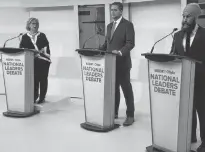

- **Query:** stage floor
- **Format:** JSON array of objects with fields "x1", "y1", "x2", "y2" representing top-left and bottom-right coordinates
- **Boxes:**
[{"x1": 0, "y1": 95, "x2": 201, "y2": 152}]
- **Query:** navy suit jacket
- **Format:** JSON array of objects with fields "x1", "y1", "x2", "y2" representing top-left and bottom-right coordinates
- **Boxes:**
[
  {"x1": 170, "y1": 26, "x2": 205, "y2": 87},
  {"x1": 100, "y1": 18, "x2": 135, "y2": 70}
]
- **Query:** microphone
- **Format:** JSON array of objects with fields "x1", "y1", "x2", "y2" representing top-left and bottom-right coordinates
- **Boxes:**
[
  {"x1": 150, "y1": 28, "x2": 178, "y2": 53},
  {"x1": 82, "y1": 34, "x2": 97, "y2": 49},
  {"x1": 82, "y1": 27, "x2": 103, "y2": 49},
  {"x1": 3, "y1": 33, "x2": 23, "y2": 48}
]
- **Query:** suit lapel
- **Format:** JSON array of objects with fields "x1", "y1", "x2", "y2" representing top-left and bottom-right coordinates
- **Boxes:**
[
  {"x1": 191, "y1": 26, "x2": 201, "y2": 50},
  {"x1": 109, "y1": 18, "x2": 124, "y2": 42},
  {"x1": 175, "y1": 31, "x2": 185, "y2": 55}
]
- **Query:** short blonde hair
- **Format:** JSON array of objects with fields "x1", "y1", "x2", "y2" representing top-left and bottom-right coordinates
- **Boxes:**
[{"x1": 26, "y1": 17, "x2": 39, "y2": 31}]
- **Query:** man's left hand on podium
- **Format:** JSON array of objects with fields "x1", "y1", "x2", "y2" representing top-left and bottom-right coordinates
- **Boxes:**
[
  {"x1": 35, "y1": 53, "x2": 40, "y2": 58},
  {"x1": 112, "y1": 50, "x2": 122, "y2": 56}
]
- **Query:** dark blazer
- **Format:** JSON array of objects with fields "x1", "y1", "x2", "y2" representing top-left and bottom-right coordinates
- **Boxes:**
[
  {"x1": 20, "y1": 32, "x2": 50, "y2": 55},
  {"x1": 170, "y1": 26, "x2": 205, "y2": 86},
  {"x1": 100, "y1": 17, "x2": 135, "y2": 70}
]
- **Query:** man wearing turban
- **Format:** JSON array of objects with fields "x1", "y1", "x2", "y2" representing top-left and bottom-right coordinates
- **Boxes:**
[{"x1": 170, "y1": 3, "x2": 205, "y2": 152}]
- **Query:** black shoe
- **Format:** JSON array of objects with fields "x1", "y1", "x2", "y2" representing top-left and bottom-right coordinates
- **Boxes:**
[
  {"x1": 34, "y1": 97, "x2": 39, "y2": 103},
  {"x1": 37, "y1": 99, "x2": 45, "y2": 104},
  {"x1": 123, "y1": 117, "x2": 134, "y2": 126},
  {"x1": 197, "y1": 142, "x2": 205, "y2": 152},
  {"x1": 191, "y1": 137, "x2": 197, "y2": 143},
  {"x1": 34, "y1": 100, "x2": 37, "y2": 104}
]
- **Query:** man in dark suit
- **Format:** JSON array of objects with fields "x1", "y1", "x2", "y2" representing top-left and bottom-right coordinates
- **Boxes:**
[
  {"x1": 100, "y1": 2, "x2": 135, "y2": 126},
  {"x1": 170, "y1": 3, "x2": 205, "y2": 152}
]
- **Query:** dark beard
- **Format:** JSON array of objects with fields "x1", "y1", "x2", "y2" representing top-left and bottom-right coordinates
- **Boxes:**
[{"x1": 181, "y1": 20, "x2": 196, "y2": 34}]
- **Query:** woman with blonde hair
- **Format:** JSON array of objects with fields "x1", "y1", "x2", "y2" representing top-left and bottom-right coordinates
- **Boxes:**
[{"x1": 20, "y1": 17, "x2": 51, "y2": 104}]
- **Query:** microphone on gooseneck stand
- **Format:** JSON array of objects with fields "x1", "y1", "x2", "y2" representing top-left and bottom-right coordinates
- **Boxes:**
[
  {"x1": 82, "y1": 26, "x2": 103, "y2": 49},
  {"x1": 82, "y1": 34, "x2": 97, "y2": 49},
  {"x1": 3, "y1": 33, "x2": 23, "y2": 48},
  {"x1": 150, "y1": 28, "x2": 178, "y2": 53}
]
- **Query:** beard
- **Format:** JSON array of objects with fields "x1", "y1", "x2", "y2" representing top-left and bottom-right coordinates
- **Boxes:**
[{"x1": 181, "y1": 20, "x2": 196, "y2": 34}]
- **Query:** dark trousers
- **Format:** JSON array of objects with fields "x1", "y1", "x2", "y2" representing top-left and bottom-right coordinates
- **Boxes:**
[
  {"x1": 115, "y1": 68, "x2": 134, "y2": 117},
  {"x1": 192, "y1": 85, "x2": 205, "y2": 142},
  {"x1": 34, "y1": 59, "x2": 50, "y2": 101}
]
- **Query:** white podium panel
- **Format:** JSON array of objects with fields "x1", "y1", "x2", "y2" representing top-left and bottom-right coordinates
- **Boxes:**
[
  {"x1": 149, "y1": 60, "x2": 182, "y2": 151},
  {"x1": 81, "y1": 56, "x2": 105, "y2": 126},
  {"x1": 143, "y1": 53, "x2": 196, "y2": 152},
  {"x1": 0, "y1": 48, "x2": 40, "y2": 117},
  {"x1": 2, "y1": 53, "x2": 26, "y2": 112},
  {"x1": 77, "y1": 49, "x2": 119, "y2": 132}
]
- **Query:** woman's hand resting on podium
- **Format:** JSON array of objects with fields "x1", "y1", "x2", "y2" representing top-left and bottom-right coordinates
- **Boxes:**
[{"x1": 39, "y1": 47, "x2": 51, "y2": 59}]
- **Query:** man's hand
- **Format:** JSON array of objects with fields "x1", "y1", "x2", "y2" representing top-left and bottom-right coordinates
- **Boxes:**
[
  {"x1": 112, "y1": 50, "x2": 122, "y2": 56},
  {"x1": 35, "y1": 54, "x2": 40, "y2": 58}
]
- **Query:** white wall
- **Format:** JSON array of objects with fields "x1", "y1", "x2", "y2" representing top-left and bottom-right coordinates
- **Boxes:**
[
  {"x1": 0, "y1": 6, "x2": 83, "y2": 98},
  {"x1": 29, "y1": 6, "x2": 83, "y2": 98},
  {"x1": 129, "y1": 0, "x2": 181, "y2": 114},
  {"x1": 0, "y1": 0, "x2": 122, "y2": 7},
  {"x1": 0, "y1": 8, "x2": 29, "y2": 94},
  {"x1": 0, "y1": 8, "x2": 29, "y2": 47}
]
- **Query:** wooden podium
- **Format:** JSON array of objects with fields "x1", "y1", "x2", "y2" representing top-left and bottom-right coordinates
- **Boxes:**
[
  {"x1": 0, "y1": 47, "x2": 40, "y2": 117},
  {"x1": 142, "y1": 53, "x2": 198, "y2": 152},
  {"x1": 76, "y1": 48, "x2": 120, "y2": 132}
]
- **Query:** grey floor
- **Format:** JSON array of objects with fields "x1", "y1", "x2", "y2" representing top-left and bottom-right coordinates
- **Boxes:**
[{"x1": 0, "y1": 95, "x2": 201, "y2": 152}]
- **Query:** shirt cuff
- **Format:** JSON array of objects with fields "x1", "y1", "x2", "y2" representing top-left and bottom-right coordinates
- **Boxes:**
[{"x1": 118, "y1": 51, "x2": 122, "y2": 56}]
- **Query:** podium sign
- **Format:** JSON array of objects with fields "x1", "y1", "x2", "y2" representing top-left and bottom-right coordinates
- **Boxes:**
[
  {"x1": 0, "y1": 48, "x2": 40, "y2": 117},
  {"x1": 81, "y1": 56, "x2": 105, "y2": 126},
  {"x1": 142, "y1": 53, "x2": 196, "y2": 152},
  {"x1": 2, "y1": 53, "x2": 27, "y2": 112},
  {"x1": 149, "y1": 61, "x2": 182, "y2": 151},
  {"x1": 76, "y1": 49, "x2": 120, "y2": 132}
]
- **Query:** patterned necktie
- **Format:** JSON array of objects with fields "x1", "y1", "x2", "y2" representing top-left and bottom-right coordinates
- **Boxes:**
[
  {"x1": 111, "y1": 21, "x2": 116, "y2": 38},
  {"x1": 186, "y1": 32, "x2": 191, "y2": 53}
]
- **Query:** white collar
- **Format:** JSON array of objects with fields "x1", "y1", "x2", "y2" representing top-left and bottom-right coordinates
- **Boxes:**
[
  {"x1": 27, "y1": 32, "x2": 40, "y2": 38},
  {"x1": 114, "y1": 16, "x2": 122, "y2": 24},
  {"x1": 27, "y1": 32, "x2": 40, "y2": 46}
]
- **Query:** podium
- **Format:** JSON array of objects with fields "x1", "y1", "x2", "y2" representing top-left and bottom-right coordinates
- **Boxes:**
[
  {"x1": 76, "y1": 48, "x2": 120, "y2": 132},
  {"x1": 142, "y1": 53, "x2": 199, "y2": 152},
  {"x1": 0, "y1": 48, "x2": 40, "y2": 117}
]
